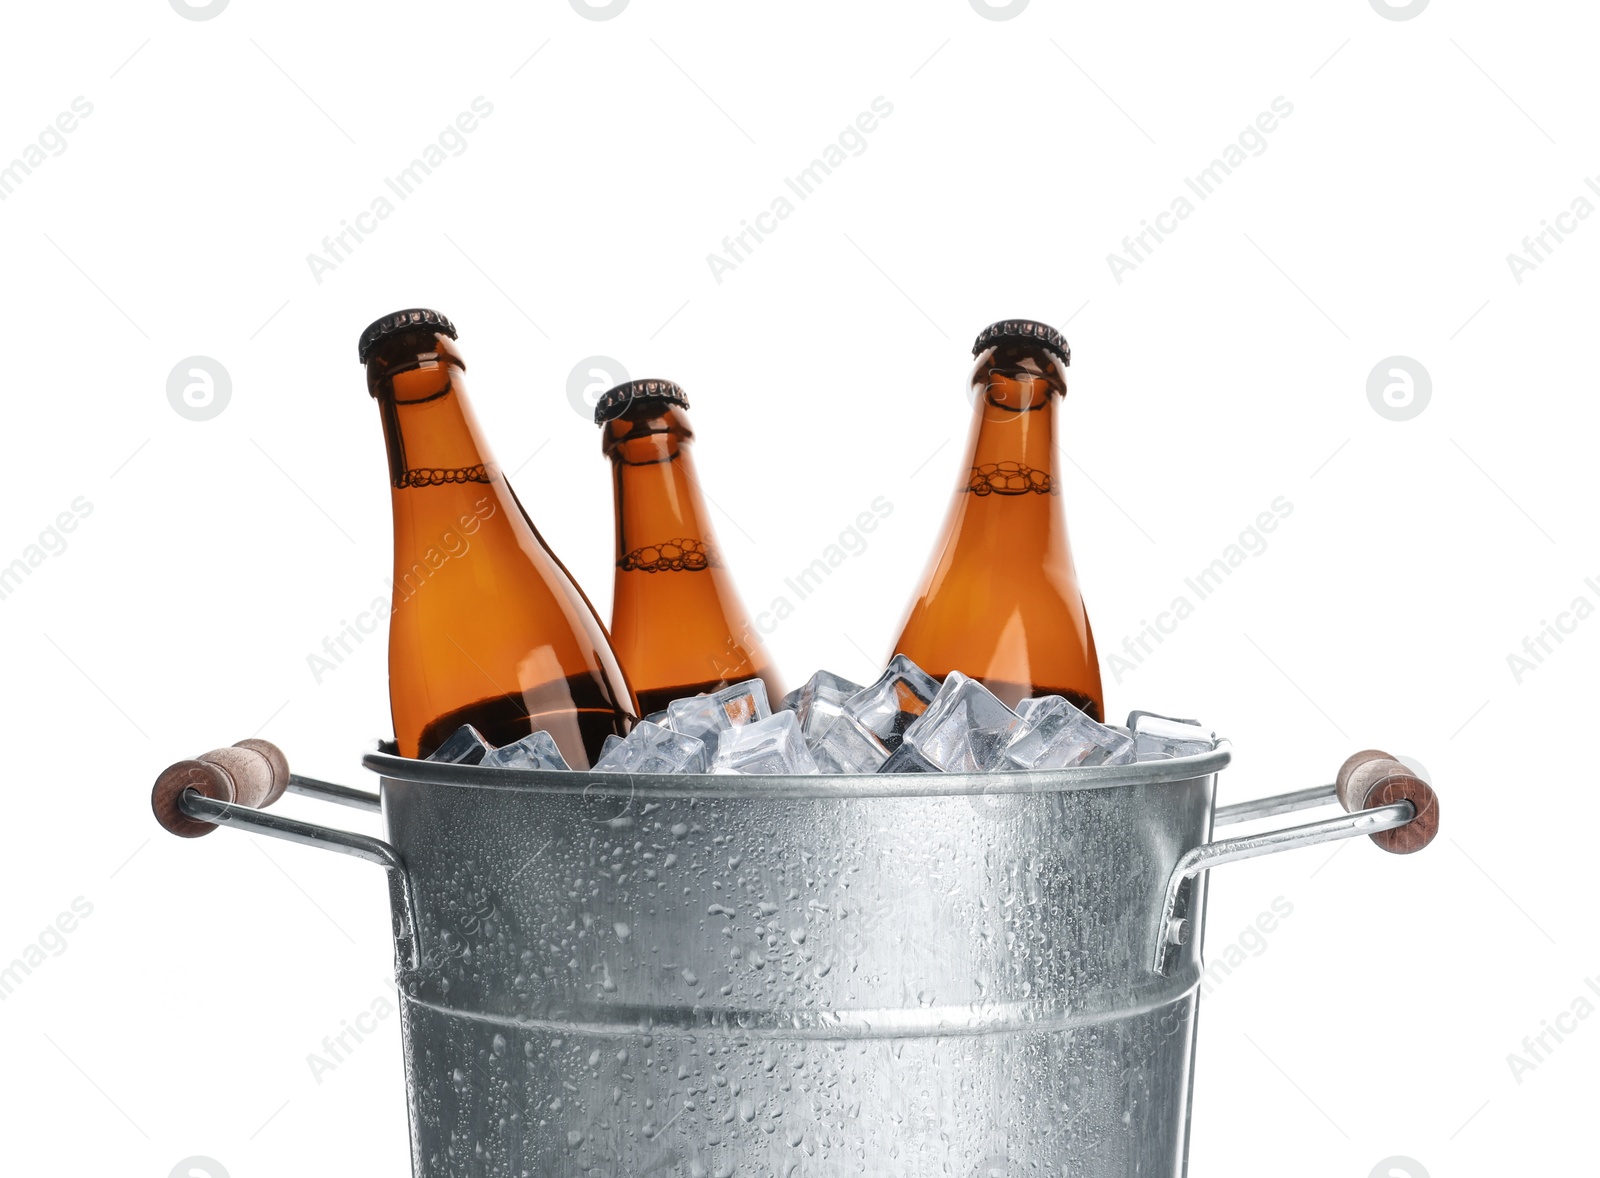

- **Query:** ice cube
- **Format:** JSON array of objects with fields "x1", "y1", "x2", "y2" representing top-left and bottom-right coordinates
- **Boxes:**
[
  {"x1": 903, "y1": 671, "x2": 1023, "y2": 772},
  {"x1": 810, "y1": 712, "x2": 889, "y2": 773},
  {"x1": 593, "y1": 737, "x2": 632, "y2": 772},
  {"x1": 712, "y1": 712, "x2": 819, "y2": 775},
  {"x1": 593, "y1": 721, "x2": 710, "y2": 775},
  {"x1": 1129, "y1": 712, "x2": 1216, "y2": 761},
  {"x1": 665, "y1": 679, "x2": 771, "y2": 743},
  {"x1": 1007, "y1": 696, "x2": 1135, "y2": 770},
  {"x1": 1014, "y1": 697, "x2": 1050, "y2": 723},
  {"x1": 878, "y1": 744, "x2": 941, "y2": 774},
  {"x1": 640, "y1": 709, "x2": 670, "y2": 728},
  {"x1": 427, "y1": 724, "x2": 491, "y2": 765},
  {"x1": 790, "y1": 670, "x2": 863, "y2": 737},
  {"x1": 842, "y1": 654, "x2": 941, "y2": 753},
  {"x1": 782, "y1": 670, "x2": 870, "y2": 771},
  {"x1": 480, "y1": 730, "x2": 570, "y2": 771}
]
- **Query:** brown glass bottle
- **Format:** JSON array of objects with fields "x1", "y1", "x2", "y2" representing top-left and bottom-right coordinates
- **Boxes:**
[
  {"x1": 890, "y1": 320, "x2": 1104, "y2": 719},
  {"x1": 597, "y1": 379, "x2": 784, "y2": 715},
  {"x1": 360, "y1": 309, "x2": 636, "y2": 765}
]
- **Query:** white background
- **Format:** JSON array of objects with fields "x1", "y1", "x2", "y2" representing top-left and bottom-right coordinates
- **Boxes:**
[{"x1": 0, "y1": 1, "x2": 1593, "y2": 1175}]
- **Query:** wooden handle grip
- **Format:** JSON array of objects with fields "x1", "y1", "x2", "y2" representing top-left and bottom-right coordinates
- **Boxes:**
[
  {"x1": 151, "y1": 739, "x2": 291, "y2": 838},
  {"x1": 1334, "y1": 749, "x2": 1440, "y2": 854}
]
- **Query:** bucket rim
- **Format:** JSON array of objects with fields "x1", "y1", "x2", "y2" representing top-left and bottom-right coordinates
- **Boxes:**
[{"x1": 363, "y1": 739, "x2": 1231, "y2": 799}]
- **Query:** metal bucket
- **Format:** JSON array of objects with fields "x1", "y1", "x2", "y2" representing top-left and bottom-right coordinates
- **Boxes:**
[{"x1": 159, "y1": 739, "x2": 1436, "y2": 1177}]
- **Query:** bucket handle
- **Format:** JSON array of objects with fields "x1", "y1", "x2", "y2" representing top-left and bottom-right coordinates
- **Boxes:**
[
  {"x1": 1153, "y1": 749, "x2": 1440, "y2": 976},
  {"x1": 150, "y1": 740, "x2": 416, "y2": 972}
]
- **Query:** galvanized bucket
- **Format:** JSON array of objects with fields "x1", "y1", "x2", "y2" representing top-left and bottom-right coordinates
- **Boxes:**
[{"x1": 154, "y1": 738, "x2": 1437, "y2": 1177}]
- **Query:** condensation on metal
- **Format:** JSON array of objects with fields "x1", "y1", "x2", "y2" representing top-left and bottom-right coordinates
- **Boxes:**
[{"x1": 183, "y1": 738, "x2": 1414, "y2": 1177}]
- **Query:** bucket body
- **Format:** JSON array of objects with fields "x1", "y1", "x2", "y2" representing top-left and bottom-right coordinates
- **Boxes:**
[{"x1": 378, "y1": 760, "x2": 1219, "y2": 1177}]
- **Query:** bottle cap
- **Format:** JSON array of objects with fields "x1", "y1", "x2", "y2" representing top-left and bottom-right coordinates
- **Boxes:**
[
  {"x1": 972, "y1": 320, "x2": 1070, "y2": 366},
  {"x1": 593, "y1": 379, "x2": 690, "y2": 425},
  {"x1": 358, "y1": 308, "x2": 458, "y2": 363}
]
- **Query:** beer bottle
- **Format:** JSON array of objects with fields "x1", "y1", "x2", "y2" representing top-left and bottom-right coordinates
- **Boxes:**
[
  {"x1": 360, "y1": 309, "x2": 636, "y2": 765},
  {"x1": 597, "y1": 379, "x2": 784, "y2": 714},
  {"x1": 890, "y1": 320, "x2": 1104, "y2": 719}
]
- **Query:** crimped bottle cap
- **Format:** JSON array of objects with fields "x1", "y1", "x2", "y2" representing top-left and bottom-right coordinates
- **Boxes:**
[
  {"x1": 358, "y1": 308, "x2": 458, "y2": 363},
  {"x1": 593, "y1": 379, "x2": 690, "y2": 425},
  {"x1": 972, "y1": 319, "x2": 1070, "y2": 366}
]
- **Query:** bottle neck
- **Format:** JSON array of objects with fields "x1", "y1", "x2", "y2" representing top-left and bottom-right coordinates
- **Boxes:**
[
  {"x1": 370, "y1": 344, "x2": 537, "y2": 597},
  {"x1": 604, "y1": 410, "x2": 718, "y2": 567},
  {"x1": 373, "y1": 354, "x2": 497, "y2": 490},
  {"x1": 961, "y1": 368, "x2": 1064, "y2": 501}
]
